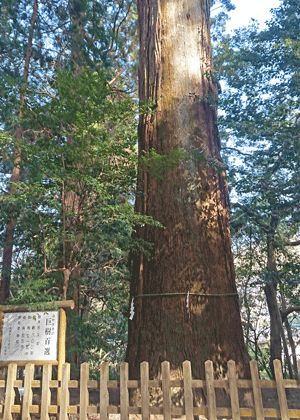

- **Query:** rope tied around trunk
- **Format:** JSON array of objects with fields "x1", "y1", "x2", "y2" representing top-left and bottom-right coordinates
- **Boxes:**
[{"x1": 129, "y1": 291, "x2": 238, "y2": 320}]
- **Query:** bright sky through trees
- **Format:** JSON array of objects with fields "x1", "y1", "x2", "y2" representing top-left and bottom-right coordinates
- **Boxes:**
[{"x1": 227, "y1": 0, "x2": 281, "y2": 31}]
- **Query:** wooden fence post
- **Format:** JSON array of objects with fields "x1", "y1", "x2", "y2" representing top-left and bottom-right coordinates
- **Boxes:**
[
  {"x1": 228, "y1": 360, "x2": 240, "y2": 420},
  {"x1": 249, "y1": 360, "x2": 264, "y2": 420},
  {"x1": 100, "y1": 363, "x2": 109, "y2": 420},
  {"x1": 57, "y1": 309, "x2": 66, "y2": 386},
  {"x1": 57, "y1": 308, "x2": 67, "y2": 408},
  {"x1": 0, "y1": 312, "x2": 6, "y2": 405},
  {"x1": 161, "y1": 361, "x2": 171, "y2": 420},
  {"x1": 205, "y1": 360, "x2": 217, "y2": 420},
  {"x1": 183, "y1": 360, "x2": 193, "y2": 420},
  {"x1": 140, "y1": 361, "x2": 150, "y2": 420},
  {"x1": 59, "y1": 363, "x2": 70, "y2": 420},
  {"x1": 3, "y1": 363, "x2": 17, "y2": 420},
  {"x1": 21, "y1": 364, "x2": 34, "y2": 420},
  {"x1": 80, "y1": 363, "x2": 89, "y2": 420},
  {"x1": 120, "y1": 362, "x2": 129, "y2": 420},
  {"x1": 273, "y1": 359, "x2": 289, "y2": 420},
  {"x1": 1, "y1": 358, "x2": 300, "y2": 420},
  {"x1": 41, "y1": 364, "x2": 52, "y2": 420}
]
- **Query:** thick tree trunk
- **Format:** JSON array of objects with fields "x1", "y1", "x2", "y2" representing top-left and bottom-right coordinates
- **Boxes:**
[
  {"x1": 126, "y1": 0, "x2": 250, "y2": 380},
  {"x1": 1, "y1": 0, "x2": 38, "y2": 303}
]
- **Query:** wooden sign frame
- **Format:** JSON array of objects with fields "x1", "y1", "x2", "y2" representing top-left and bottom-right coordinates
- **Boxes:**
[{"x1": 0, "y1": 300, "x2": 74, "y2": 381}]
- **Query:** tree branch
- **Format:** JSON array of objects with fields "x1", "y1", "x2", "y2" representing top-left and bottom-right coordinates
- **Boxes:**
[
  {"x1": 284, "y1": 239, "x2": 300, "y2": 247},
  {"x1": 36, "y1": 206, "x2": 47, "y2": 273},
  {"x1": 45, "y1": 286, "x2": 61, "y2": 295},
  {"x1": 232, "y1": 202, "x2": 271, "y2": 233},
  {"x1": 281, "y1": 306, "x2": 300, "y2": 321}
]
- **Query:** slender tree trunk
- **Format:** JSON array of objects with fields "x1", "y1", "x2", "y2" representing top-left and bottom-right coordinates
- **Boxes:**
[
  {"x1": 61, "y1": 0, "x2": 85, "y2": 367},
  {"x1": 1, "y1": 0, "x2": 38, "y2": 302},
  {"x1": 264, "y1": 282, "x2": 282, "y2": 376},
  {"x1": 284, "y1": 316, "x2": 298, "y2": 378},
  {"x1": 58, "y1": 0, "x2": 84, "y2": 302},
  {"x1": 280, "y1": 290, "x2": 299, "y2": 378},
  {"x1": 61, "y1": 179, "x2": 82, "y2": 300},
  {"x1": 263, "y1": 230, "x2": 282, "y2": 374},
  {"x1": 263, "y1": 227, "x2": 293, "y2": 378},
  {"x1": 126, "y1": 0, "x2": 250, "y2": 380}
]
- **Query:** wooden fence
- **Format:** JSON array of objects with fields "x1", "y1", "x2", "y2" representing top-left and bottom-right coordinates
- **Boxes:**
[{"x1": 0, "y1": 359, "x2": 299, "y2": 420}]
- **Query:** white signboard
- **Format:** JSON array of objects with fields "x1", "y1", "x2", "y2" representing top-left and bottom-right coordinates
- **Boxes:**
[{"x1": 0, "y1": 311, "x2": 59, "y2": 361}]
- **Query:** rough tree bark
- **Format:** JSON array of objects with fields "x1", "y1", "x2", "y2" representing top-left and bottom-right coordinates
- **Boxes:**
[
  {"x1": 58, "y1": 0, "x2": 85, "y2": 303},
  {"x1": 263, "y1": 226, "x2": 282, "y2": 372},
  {"x1": 1, "y1": 0, "x2": 38, "y2": 303},
  {"x1": 263, "y1": 225, "x2": 295, "y2": 378},
  {"x1": 280, "y1": 290, "x2": 299, "y2": 379},
  {"x1": 126, "y1": 0, "x2": 250, "y2": 380}
]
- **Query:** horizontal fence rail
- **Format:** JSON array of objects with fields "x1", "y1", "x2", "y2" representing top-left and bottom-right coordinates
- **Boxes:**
[{"x1": 0, "y1": 359, "x2": 299, "y2": 420}]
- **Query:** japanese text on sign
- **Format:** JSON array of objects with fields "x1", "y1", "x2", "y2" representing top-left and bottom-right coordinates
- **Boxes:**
[{"x1": 0, "y1": 311, "x2": 59, "y2": 361}]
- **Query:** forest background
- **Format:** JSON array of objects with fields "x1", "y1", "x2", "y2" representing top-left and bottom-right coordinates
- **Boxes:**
[{"x1": 0, "y1": 0, "x2": 299, "y2": 379}]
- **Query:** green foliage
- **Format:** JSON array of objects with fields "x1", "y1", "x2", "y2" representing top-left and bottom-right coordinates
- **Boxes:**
[
  {"x1": 140, "y1": 149, "x2": 185, "y2": 180},
  {"x1": 210, "y1": 0, "x2": 236, "y2": 42},
  {"x1": 215, "y1": 0, "x2": 300, "y2": 374},
  {"x1": 67, "y1": 286, "x2": 129, "y2": 379},
  {"x1": 2, "y1": 66, "x2": 138, "y2": 285},
  {"x1": 216, "y1": 0, "x2": 300, "y2": 268},
  {"x1": 211, "y1": 0, "x2": 235, "y2": 12},
  {"x1": 0, "y1": 0, "x2": 140, "y2": 373}
]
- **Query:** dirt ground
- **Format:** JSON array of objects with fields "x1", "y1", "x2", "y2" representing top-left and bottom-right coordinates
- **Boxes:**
[
  {"x1": 7, "y1": 383, "x2": 297, "y2": 420},
  {"x1": 68, "y1": 386, "x2": 300, "y2": 420}
]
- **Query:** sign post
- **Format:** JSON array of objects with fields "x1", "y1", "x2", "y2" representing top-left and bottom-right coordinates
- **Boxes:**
[{"x1": 57, "y1": 308, "x2": 67, "y2": 383}]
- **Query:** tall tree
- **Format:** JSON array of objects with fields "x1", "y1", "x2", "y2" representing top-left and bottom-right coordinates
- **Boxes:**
[
  {"x1": 0, "y1": 0, "x2": 39, "y2": 302},
  {"x1": 0, "y1": 0, "x2": 139, "y2": 368},
  {"x1": 0, "y1": 0, "x2": 138, "y2": 300},
  {"x1": 126, "y1": 0, "x2": 250, "y2": 380},
  {"x1": 215, "y1": 0, "x2": 300, "y2": 377}
]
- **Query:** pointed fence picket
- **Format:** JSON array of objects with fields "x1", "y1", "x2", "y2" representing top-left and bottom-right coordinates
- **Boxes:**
[
  {"x1": 161, "y1": 361, "x2": 171, "y2": 420},
  {"x1": 40, "y1": 363, "x2": 51, "y2": 420},
  {"x1": 249, "y1": 360, "x2": 264, "y2": 420},
  {"x1": 227, "y1": 360, "x2": 240, "y2": 420},
  {"x1": 0, "y1": 359, "x2": 299, "y2": 420},
  {"x1": 80, "y1": 363, "x2": 89, "y2": 420},
  {"x1": 205, "y1": 360, "x2": 217, "y2": 420}
]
